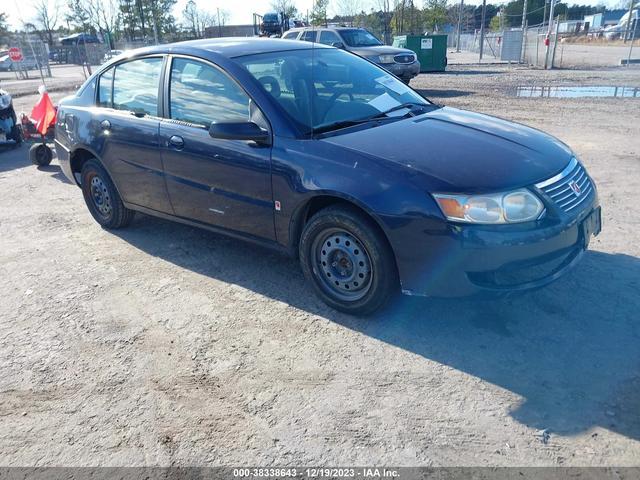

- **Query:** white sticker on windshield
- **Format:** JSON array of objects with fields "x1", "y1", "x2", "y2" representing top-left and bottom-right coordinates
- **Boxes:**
[
  {"x1": 367, "y1": 92, "x2": 401, "y2": 112},
  {"x1": 375, "y1": 75, "x2": 411, "y2": 95}
]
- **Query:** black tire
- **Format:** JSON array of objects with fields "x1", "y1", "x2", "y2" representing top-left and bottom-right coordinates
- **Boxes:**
[
  {"x1": 299, "y1": 205, "x2": 398, "y2": 316},
  {"x1": 9, "y1": 125, "x2": 22, "y2": 145},
  {"x1": 81, "y1": 158, "x2": 134, "y2": 229},
  {"x1": 30, "y1": 143, "x2": 52, "y2": 166}
]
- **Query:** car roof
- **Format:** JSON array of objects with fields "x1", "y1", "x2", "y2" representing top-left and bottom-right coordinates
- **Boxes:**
[
  {"x1": 136, "y1": 37, "x2": 330, "y2": 58},
  {"x1": 299, "y1": 26, "x2": 364, "y2": 31}
]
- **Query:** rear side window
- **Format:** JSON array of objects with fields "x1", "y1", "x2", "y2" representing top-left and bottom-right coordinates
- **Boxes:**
[
  {"x1": 97, "y1": 67, "x2": 113, "y2": 107},
  {"x1": 112, "y1": 57, "x2": 162, "y2": 116},
  {"x1": 319, "y1": 31, "x2": 341, "y2": 45},
  {"x1": 169, "y1": 58, "x2": 250, "y2": 127},
  {"x1": 283, "y1": 31, "x2": 299, "y2": 40},
  {"x1": 300, "y1": 30, "x2": 317, "y2": 42}
]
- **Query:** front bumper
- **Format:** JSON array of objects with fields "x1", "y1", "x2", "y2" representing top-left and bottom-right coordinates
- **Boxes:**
[
  {"x1": 393, "y1": 195, "x2": 601, "y2": 298},
  {"x1": 379, "y1": 61, "x2": 420, "y2": 80}
]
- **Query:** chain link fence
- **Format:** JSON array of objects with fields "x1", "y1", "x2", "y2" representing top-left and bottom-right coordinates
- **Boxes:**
[
  {"x1": 452, "y1": 30, "x2": 523, "y2": 62},
  {"x1": 452, "y1": 25, "x2": 637, "y2": 67}
]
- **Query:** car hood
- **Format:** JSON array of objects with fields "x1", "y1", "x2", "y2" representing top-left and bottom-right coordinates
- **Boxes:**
[
  {"x1": 322, "y1": 106, "x2": 574, "y2": 193},
  {"x1": 348, "y1": 45, "x2": 414, "y2": 57}
]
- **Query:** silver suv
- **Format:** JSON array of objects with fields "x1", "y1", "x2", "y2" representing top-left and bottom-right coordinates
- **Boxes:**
[{"x1": 283, "y1": 27, "x2": 420, "y2": 84}]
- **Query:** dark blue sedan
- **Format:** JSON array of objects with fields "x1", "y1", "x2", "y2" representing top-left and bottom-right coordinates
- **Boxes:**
[{"x1": 54, "y1": 38, "x2": 601, "y2": 315}]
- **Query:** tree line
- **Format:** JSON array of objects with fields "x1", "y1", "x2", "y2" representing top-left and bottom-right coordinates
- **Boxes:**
[{"x1": 0, "y1": 0, "x2": 620, "y2": 50}]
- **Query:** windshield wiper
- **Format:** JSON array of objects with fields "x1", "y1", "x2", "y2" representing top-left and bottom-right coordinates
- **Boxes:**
[
  {"x1": 312, "y1": 103, "x2": 434, "y2": 136},
  {"x1": 370, "y1": 102, "x2": 431, "y2": 119},
  {"x1": 313, "y1": 116, "x2": 399, "y2": 135}
]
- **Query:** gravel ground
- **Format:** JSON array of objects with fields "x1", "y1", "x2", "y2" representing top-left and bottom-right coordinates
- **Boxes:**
[{"x1": 1, "y1": 65, "x2": 639, "y2": 466}]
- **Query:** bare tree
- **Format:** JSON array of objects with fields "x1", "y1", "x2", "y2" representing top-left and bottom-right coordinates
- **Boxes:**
[
  {"x1": 334, "y1": 0, "x2": 363, "y2": 22},
  {"x1": 82, "y1": 0, "x2": 120, "y2": 48},
  {"x1": 34, "y1": 0, "x2": 60, "y2": 45},
  {"x1": 271, "y1": 0, "x2": 298, "y2": 18},
  {"x1": 182, "y1": 0, "x2": 200, "y2": 37}
]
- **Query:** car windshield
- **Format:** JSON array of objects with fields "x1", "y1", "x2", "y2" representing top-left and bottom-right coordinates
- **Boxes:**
[
  {"x1": 339, "y1": 29, "x2": 383, "y2": 47},
  {"x1": 238, "y1": 48, "x2": 433, "y2": 135}
]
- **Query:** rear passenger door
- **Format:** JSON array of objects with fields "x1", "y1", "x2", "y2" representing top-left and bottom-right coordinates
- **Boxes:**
[
  {"x1": 95, "y1": 56, "x2": 173, "y2": 213},
  {"x1": 159, "y1": 57, "x2": 275, "y2": 240}
]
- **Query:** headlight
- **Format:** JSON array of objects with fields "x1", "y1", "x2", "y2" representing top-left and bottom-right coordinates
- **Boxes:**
[
  {"x1": 376, "y1": 54, "x2": 396, "y2": 64},
  {"x1": 433, "y1": 189, "x2": 544, "y2": 224}
]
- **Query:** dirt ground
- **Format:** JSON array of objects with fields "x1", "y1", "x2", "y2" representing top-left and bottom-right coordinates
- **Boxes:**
[{"x1": 1, "y1": 64, "x2": 639, "y2": 467}]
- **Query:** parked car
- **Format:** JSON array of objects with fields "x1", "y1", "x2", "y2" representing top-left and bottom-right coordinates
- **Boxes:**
[
  {"x1": 55, "y1": 38, "x2": 601, "y2": 315},
  {"x1": 0, "y1": 55, "x2": 40, "y2": 72},
  {"x1": 283, "y1": 27, "x2": 420, "y2": 83}
]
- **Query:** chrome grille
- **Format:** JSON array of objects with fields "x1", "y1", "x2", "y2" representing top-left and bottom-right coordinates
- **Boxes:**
[
  {"x1": 394, "y1": 54, "x2": 415, "y2": 64},
  {"x1": 535, "y1": 157, "x2": 593, "y2": 213}
]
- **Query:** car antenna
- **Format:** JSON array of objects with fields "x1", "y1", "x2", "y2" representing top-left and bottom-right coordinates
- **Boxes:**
[{"x1": 311, "y1": 25, "x2": 316, "y2": 138}]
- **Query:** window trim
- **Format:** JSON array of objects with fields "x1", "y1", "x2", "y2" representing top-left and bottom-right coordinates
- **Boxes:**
[
  {"x1": 94, "y1": 55, "x2": 167, "y2": 119},
  {"x1": 97, "y1": 65, "x2": 114, "y2": 108},
  {"x1": 162, "y1": 54, "x2": 271, "y2": 135}
]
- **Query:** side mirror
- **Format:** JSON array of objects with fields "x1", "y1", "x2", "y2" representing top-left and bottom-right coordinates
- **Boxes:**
[
  {"x1": 332, "y1": 41, "x2": 345, "y2": 49},
  {"x1": 209, "y1": 121, "x2": 270, "y2": 145}
]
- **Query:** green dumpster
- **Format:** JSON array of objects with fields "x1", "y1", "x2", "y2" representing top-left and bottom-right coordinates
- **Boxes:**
[{"x1": 393, "y1": 34, "x2": 448, "y2": 72}]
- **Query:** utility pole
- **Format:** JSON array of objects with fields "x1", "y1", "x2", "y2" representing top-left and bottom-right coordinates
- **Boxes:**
[
  {"x1": 521, "y1": 0, "x2": 529, "y2": 62},
  {"x1": 217, "y1": 8, "x2": 222, "y2": 37},
  {"x1": 544, "y1": 0, "x2": 556, "y2": 69},
  {"x1": 479, "y1": 0, "x2": 487, "y2": 61},
  {"x1": 456, "y1": 0, "x2": 464, "y2": 52},
  {"x1": 149, "y1": 0, "x2": 159, "y2": 44},
  {"x1": 521, "y1": 0, "x2": 528, "y2": 30},
  {"x1": 627, "y1": 17, "x2": 637, "y2": 64},
  {"x1": 137, "y1": 0, "x2": 146, "y2": 40},
  {"x1": 623, "y1": 0, "x2": 635, "y2": 43}
]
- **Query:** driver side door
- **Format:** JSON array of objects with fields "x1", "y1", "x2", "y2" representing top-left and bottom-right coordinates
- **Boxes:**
[{"x1": 159, "y1": 56, "x2": 275, "y2": 241}]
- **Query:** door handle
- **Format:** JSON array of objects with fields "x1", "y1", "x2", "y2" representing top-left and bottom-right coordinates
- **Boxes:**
[
  {"x1": 169, "y1": 135, "x2": 184, "y2": 149},
  {"x1": 100, "y1": 119, "x2": 111, "y2": 131}
]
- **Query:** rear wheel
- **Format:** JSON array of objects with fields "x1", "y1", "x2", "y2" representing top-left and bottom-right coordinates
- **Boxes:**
[
  {"x1": 299, "y1": 205, "x2": 398, "y2": 315},
  {"x1": 81, "y1": 159, "x2": 134, "y2": 229},
  {"x1": 30, "y1": 143, "x2": 52, "y2": 166}
]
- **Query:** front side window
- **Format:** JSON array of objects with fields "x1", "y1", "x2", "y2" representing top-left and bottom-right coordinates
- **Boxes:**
[
  {"x1": 283, "y1": 31, "x2": 299, "y2": 40},
  {"x1": 319, "y1": 31, "x2": 341, "y2": 46},
  {"x1": 112, "y1": 57, "x2": 162, "y2": 116},
  {"x1": 169, "y1": 57, "x2": 250, "y2": 127},
  {"x1": 239, "y1": 48, "x2": 432, "y2": 134},
  {"x1": 97, "y1": 66, "x2": 113, "y2": 107},
  {"x1": 340, "y1": 29, "x2": 382, "y2": 47}
]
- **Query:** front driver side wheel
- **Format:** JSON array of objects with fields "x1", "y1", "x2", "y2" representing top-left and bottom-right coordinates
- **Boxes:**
[
  {"x1": 299, "y1": 205, "x2": 398, "y2": 315},
  {"x1": 81, "y1": 159, "x2": 134, "y2": 229}
]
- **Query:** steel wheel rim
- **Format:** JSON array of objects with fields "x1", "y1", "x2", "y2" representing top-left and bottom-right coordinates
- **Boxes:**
[
  {"x1": 312, "y1": 228, "x2": 373, "y2": 302},
  {"x1": 90, "y1": 175, "x2": 112, "y2": 218}
]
